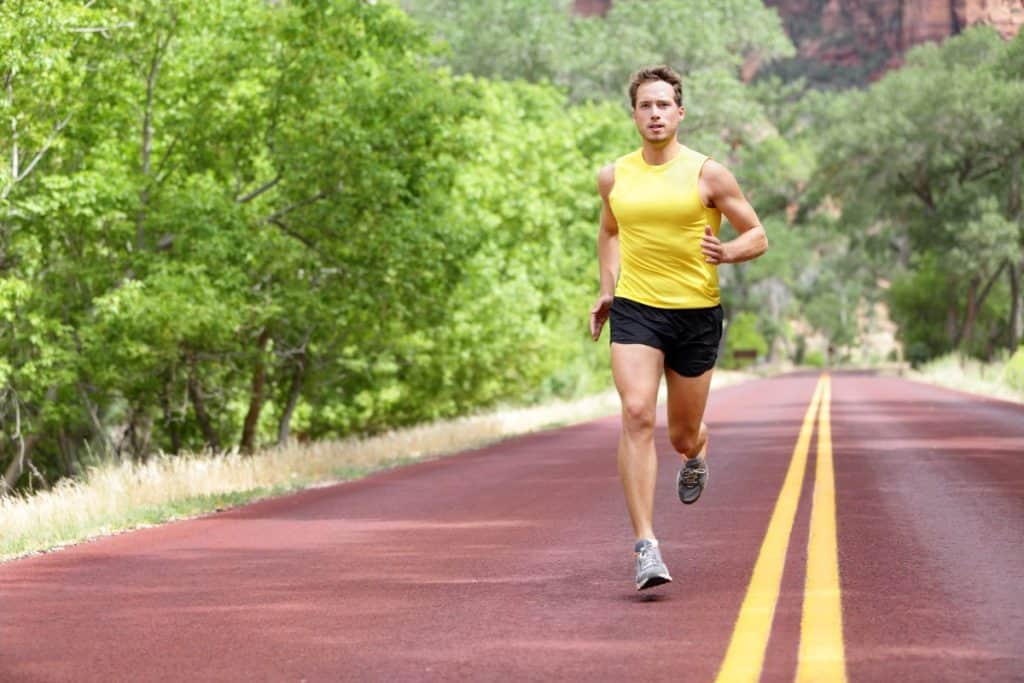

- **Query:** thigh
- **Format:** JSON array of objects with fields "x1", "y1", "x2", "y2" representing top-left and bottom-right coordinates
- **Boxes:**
[
  {"x1": 664, "y1": 366, "x2": 713, "y2": 437},
  {"x1": 611, "y1": 342, "x2": 664, "y2": 411}
]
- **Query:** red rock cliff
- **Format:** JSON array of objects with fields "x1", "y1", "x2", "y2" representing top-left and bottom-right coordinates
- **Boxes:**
[
  {"x1": 771, "y1": 0, "x2": 1023, "y2": 74},
  {"x1": 574, "y1": 0, "x2": 1023, "y2": 78},
  {"x1": 574, "y1": 0, "x2": 611, "y2": 16}
]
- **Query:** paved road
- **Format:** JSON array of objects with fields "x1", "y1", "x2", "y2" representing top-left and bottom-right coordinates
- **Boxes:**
[{"x1": 2, "y1": 372, "x2": 1022, "y2": 682}]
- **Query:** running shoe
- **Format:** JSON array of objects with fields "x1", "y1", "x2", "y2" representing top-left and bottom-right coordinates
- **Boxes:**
[
  {"x1": 634, "y1": 539, "x2": 672, "y2": 591},
  {"x1": 677, "y1": 455, "x2": 708, "y2": 505}
]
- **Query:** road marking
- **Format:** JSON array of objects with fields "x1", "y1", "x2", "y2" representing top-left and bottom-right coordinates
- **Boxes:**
[
  {"x1": 797, "y1": 374, "x2": 847, "y2": 682},
  {"x1": 715, "y1": 376, "x2": 826, "y2": 683}
]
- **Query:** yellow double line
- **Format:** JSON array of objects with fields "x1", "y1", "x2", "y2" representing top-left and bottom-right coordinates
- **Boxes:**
[{"x1": 715, "y1": 374, "x2": 847, "y2": 683}]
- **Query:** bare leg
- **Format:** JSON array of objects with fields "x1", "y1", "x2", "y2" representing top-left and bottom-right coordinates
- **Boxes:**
[
  {"x1": 665, "y1": 367, "x2": 714, "y2": 461},
  {"x1": 611, "y1": 343, "x2": 664, "y2": 542}
]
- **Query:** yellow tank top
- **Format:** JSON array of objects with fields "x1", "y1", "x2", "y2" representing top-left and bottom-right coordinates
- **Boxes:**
[{"x1": 609, "y1": 146, "x2": 722, "y2": 308}]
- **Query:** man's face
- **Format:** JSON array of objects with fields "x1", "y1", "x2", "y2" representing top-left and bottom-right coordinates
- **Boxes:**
[{"x1": 632, "y1": 80, "x2": 684, "y2": 144}]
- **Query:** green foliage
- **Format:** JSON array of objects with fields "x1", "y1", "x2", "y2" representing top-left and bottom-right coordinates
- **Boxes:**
[
  {"x1": 803, "y1": 350, "x2": 825, "y2": 368},
  {"x1": 0, "y1": 0, "x2": 485, "y2": 485},
  {"x1": 567, "y1": 0, "x2": 793, "y2": 105},
  {"x1": 3, "y1": 0, "x2": 1019, "y2": 498},
  {"x1": 802, "y1": 277, "x2": 860, "y2": 351},
  {"x1": 811, "y1": 26, "x2": 1024, "y2": 363},
  {"x1": 398, "y1": 0, "x2": 575, "y2": 83},
  {"x1": 401, "y1": 0, "x2": 794, "y2": 131},
  {"x1": 403, "y1": 0, "x2": 802, "y2": 369},
  {"x1": 356, "y1": 80, "x2": 631, "y2": 425},
  {"x1": 723, "y1": 312, "x2": 768, "y2": 369},
  {"x1": 4, "y1": 0, "x2": 652, "y2": 491},
  {"x1": 1004, "y1": 347, "x2": 1024, "y2": 391}
]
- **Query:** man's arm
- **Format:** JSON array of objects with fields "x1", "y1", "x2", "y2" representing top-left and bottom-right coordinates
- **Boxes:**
[
  {"x1": 590, "y1": 164, "x2": 619, "y2": 341},
  {"x1": 699, "y1": 159, "x2": 768, "y2": 265}
]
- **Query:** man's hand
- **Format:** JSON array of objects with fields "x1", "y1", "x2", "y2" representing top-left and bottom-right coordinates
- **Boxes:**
[
  {"x1": 590, "y1": 294, "x2": 614, "y2": 341},
  {"x1": 700, "y1": 225, "x2": 730, "y2": 265}
]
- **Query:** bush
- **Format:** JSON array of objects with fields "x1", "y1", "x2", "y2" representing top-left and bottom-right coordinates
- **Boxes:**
[
  {"x1": 793, "y1": 335, "x2": 806, "y2": 365},
  {"x1": 904, "y1": 341, "x2": 932, "y2": 368},
  {"x1": 1003, "y1": 346, "x2": 1024, "y2": 391},
  {"x1": 804, "y1": 350, "x2": 825, "y2": 368},
  {"x1": 724, "y1": 312, "x2": 768, "y2": 368}
]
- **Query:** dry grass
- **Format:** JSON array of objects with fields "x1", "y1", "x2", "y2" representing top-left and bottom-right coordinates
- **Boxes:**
[
  {"x1": 910, "y1": 353, "x2": 1024, "y2": 404},
  {"x1": 0, "y1": 371, "x2": 751, "y2": 563}
]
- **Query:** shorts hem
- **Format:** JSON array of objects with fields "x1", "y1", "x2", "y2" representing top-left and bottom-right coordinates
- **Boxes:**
[{"x1": 664, "y1": 358, "x2": 718, "y2": 378}]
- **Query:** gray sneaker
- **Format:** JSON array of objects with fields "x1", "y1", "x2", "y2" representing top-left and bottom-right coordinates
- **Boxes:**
[
  {"x1": 677, "y1": 456, "x2": 708, "y2": 504},
  {"x1": 634, "y1": 539, "x2": 672, "y2": 591}
]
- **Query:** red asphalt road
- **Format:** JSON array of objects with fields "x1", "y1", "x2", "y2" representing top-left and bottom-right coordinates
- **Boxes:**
[{"x1": 1, "y1": 372, "x2": 1022, "y2": 682}]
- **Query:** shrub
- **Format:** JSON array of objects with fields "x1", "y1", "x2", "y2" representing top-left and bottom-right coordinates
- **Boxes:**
[
  {"x1": 724, "y1": 312, "x2": 769, "y2": 369},
  {"x1": 804, "y1": 350, "x2": 825, "y2": 368},
  {"x1": 1003, "y1": 346, "x2": 1024, "y2": 391}
]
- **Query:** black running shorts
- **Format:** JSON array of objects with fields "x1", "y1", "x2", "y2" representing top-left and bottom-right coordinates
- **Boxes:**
[{"x1": 609, "y1": 296, "x2": 724, "y2": 377}]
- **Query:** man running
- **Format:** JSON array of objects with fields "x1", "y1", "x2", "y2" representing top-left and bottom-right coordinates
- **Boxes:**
[{"x1": 589, "y1": 65, "x2": 768, "y2": 591}]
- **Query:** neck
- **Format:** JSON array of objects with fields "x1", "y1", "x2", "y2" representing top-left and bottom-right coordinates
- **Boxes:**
[{"x1": 641, "y1": 137, "x2": 681, "y2": 166}]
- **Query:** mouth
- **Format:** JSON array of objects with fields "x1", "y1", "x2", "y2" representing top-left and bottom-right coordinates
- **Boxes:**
[{"x1": 648, "y1": 124, "x2": 665, "y2": 132}]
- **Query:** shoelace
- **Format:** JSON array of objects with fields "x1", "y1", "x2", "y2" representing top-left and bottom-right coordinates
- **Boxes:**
[{"x1": 681, "y1": 463, "x2": 706, "y2": 487}]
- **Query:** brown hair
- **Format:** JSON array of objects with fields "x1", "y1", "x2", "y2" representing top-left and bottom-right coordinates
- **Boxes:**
[{"x1": 628, "y1": 65, "x2": 683, "y2": 109}]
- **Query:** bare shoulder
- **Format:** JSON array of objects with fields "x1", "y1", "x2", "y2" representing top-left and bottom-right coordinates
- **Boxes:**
[
  {"x1": 700, "y1": 158, "x2": 738, "y2": 191},
  {"x1": 597, "y1": 163, "x2": 616, "y2": 199},
  {"x1": 700, "y1": 158, "x2": 745, "y2": 208}
]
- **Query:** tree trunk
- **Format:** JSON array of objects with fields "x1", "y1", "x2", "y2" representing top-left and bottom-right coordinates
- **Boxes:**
[
  {"x1": 135, "y1": 28, "x2": 173, "y2": 251},
  {"x1": 58, "y1": 429, "x2": 74, "y2": 478},
  {"x1": 1009, "y1": 151, "x2": 1022, "y2": 352},
  {"x1": 187, "y1": 354, "x2": 220, "y2": 452},
  {"x1": 2, "y1": 385, "x2": 56, "y2": 492},
  {"x1": 945, "y1": 302, "x2": 959, "y2": 348},
  {"x1": 126, "y1": 405, "x2": 152, "y2": 461},
  {"x1": 955, "y1": 276, "x2": 980, "y2": 351},
  {"x1": 79, "y1": 383, "x2": 114, "y2": 455},
  {"x1": 1010, "y1": 261, "x2": 1022, "y2": 351},
  {"x1": 957, "y1": 263, "x2": 1007, "y2": 353},
  {"x1": 3, "y1": 433, "x2": 41, "y2": 492},
  {"x1": 240, "y1": 328, "x2": 271, "y2": 454},
  {"x1": 160, "y1": 371, "x2": 182, "y2": 454},
  {"x1": 277, "y1": 347, "x2": 308, "y2": 446}
]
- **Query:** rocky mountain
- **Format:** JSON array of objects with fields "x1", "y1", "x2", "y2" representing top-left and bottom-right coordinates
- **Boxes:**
[{"x1": 573, "y1": 0, "x2": 1023, "y2": 84}]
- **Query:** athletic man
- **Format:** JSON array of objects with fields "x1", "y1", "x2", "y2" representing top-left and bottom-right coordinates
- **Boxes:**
[{"x1": 589, "y1": 65, "x2": 768, "y2": 591}]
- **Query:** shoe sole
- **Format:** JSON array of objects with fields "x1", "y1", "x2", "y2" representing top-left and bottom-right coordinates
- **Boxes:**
[
  {"x1": 636, "y1": 573, "x2": 673, "y2": 591},
  {"x1": 680, "y1": 489, "x2": 702, "y2": 505}
]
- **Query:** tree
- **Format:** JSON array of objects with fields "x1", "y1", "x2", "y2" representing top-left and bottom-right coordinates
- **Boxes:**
[
  {"x1": 1, "y1": 0, "x2": 485, "y2": 489},
  {"x1": 1, "y1": 0, "x2": 115, "y2": 490},
  {"x1": 813, "y1": 27, "x2": 1024, "y2": 360}
]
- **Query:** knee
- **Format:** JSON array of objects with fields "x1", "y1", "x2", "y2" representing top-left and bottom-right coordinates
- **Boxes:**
[
  {"x1": 670, "y1": 432, "x2": 699, "y2": 456},
  {"x1": 669, "y1": 423, "x2": 704, "y2": 456},
  {"x1": 621, "y1": 399, "x2": 655, "y2": 435}
]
